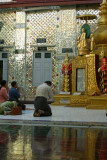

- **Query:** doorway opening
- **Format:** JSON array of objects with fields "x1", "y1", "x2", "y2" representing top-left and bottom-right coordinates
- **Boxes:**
[{"x1": 32, "y1": 51, "x2": 52, "y2": 86}]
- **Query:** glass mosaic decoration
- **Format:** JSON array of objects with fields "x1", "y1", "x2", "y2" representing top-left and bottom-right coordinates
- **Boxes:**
[{"x1": 0, "y1": 5, "x2": 100, "y2": 100}]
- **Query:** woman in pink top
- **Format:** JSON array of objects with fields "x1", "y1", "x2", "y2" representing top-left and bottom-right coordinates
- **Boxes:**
[{"x1": 0, "y1": 80, "x2": 9, "y2": 103}]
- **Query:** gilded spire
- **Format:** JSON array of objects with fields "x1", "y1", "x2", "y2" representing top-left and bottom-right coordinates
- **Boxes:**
[
  {"x1": 93, "y1": 0, "x2": 107, "y2": 55},
  {"x1": 98, "y1": 0, "x2": 107, "y2": 25}
]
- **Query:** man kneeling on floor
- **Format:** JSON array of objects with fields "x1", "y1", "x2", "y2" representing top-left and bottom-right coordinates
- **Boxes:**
[{"x1": 33, "y1": 81, "x2": 54, "y2": 117}]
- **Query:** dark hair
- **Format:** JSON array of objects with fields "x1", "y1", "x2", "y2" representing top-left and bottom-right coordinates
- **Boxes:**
[
  {"x1": 0, "y1": 80, "x2": 7, "y2": 89},
  {"x1": 11, "y1": 81, "x2": 17, "y2": 87},
  {"x1": 45, "y1": 81, "x2": 52, "y2": 86}
]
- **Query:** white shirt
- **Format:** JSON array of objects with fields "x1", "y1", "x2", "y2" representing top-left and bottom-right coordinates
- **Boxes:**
[{"x1": 36, "y1": 83, "x2": 54, "y2": 101}]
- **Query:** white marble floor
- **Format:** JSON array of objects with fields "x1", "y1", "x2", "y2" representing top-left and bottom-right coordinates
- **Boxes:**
[{"x1": 0, "y1": 104, "x2": 107, "y2": 126}]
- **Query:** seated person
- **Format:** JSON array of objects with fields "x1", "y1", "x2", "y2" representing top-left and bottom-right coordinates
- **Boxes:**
[
  {"x1": 9, "y1": 81, "x2": 25, "y2": 110},
  {"x1": 0, "y1": 101, "x2": 17, "y2": 115},
  {"x1": 0, "y1": 80, "x2": 9, "y2": 104},
  {"x1": 34, "y1": 81, "x2": 54, "y2": 117},
  {"x1": 9, "y1": 81, "x2": 20, "y2": 101}
]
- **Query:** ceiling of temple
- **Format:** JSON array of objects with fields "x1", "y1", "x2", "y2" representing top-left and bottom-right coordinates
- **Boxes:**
[{"x1": 0, "y1": 0, "x2": 102, "y2": 8}]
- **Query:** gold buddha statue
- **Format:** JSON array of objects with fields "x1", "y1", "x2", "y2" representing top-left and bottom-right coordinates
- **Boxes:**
[
  {"x1": 80, "y1": 28, "x2": 87, "y2": 48},
  {"x1": 77, "y1": 28, "x2": 89, "y2": 56}
]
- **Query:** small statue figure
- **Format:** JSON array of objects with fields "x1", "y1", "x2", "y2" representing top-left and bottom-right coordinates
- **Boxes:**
[
  {"x1": 90, "y1": 33, "x2": 94, "y2": 53},
  {"x1": 77, "y1": 37, "x2": 81, "y2": 50},
  {"x1": 62, "y1": 53, "x2": 72, "y2": 92},
  {"x1": 80, "y1": 28, "x2": 87, "y2": 49},
  {"x1": 62, "y1": 53, "x2": 72, "y2": 75},
  {"x1": 77, "y1": 28, "x2": 89, "y2": 55}
]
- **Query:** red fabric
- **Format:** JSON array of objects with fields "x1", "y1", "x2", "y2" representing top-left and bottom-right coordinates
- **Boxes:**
[
  {"x1": 102, "y1": 57, "x2": 107, "y2": 65},
  {"x1": 100, "y1": 57, "x2": 107, "y2": 72},
  {"x1": 62, "y1": 62, "x2": 72, "y2": 75}
]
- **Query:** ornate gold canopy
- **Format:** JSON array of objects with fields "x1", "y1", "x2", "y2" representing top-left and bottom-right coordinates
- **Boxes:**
[{"x1": 77, "y1": 14, "x2": 97, "y2": 23}]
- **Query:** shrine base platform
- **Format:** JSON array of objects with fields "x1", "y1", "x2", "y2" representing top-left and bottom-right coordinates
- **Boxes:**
[
  {"x1": 52, "y1": 94, "x2": 107, "y2": 109},
  {"x1": 87, "y1": 95, "x2": 107, "y2": 109},
  {"x1": 52, "y1": 94, "x2": 90, "y2": 107}
]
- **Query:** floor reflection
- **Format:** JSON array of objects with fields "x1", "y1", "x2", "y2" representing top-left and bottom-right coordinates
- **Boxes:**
[
  {"x1": 32, "y1": 126, "x2": 52, "y2": 160},
  {"x1": 0, "y1": 124, "x2": 106, "y2": 160},
  {"x1": 95, "y1": 131, "x2": 107, "y2": 160}
]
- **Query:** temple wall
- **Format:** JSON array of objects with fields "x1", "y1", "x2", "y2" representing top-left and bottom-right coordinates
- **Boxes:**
[{"x1": 0, "y1": 5, "x2": 100, "y2": 101}]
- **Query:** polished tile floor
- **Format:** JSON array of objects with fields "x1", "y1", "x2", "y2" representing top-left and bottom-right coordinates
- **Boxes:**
[
  {"x1": 0, "y1": 104, "x2": 106, "y2": 126},
  {"x1": 0, "y1": 124, "x2": 107, "y2": 160},
  {"x1": 0, "y1": 105, "x2": 107, "y2": 160}
]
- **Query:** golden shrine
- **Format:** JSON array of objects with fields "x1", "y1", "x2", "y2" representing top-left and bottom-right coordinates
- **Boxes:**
[{"x1": 52, "y1": 0, "x2": 107, "y2": 109}]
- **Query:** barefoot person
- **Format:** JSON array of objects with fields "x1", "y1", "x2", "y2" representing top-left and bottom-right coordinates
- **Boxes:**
[{"x1": 33, "y1": 81, "x2": 54, "y2": 117}]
